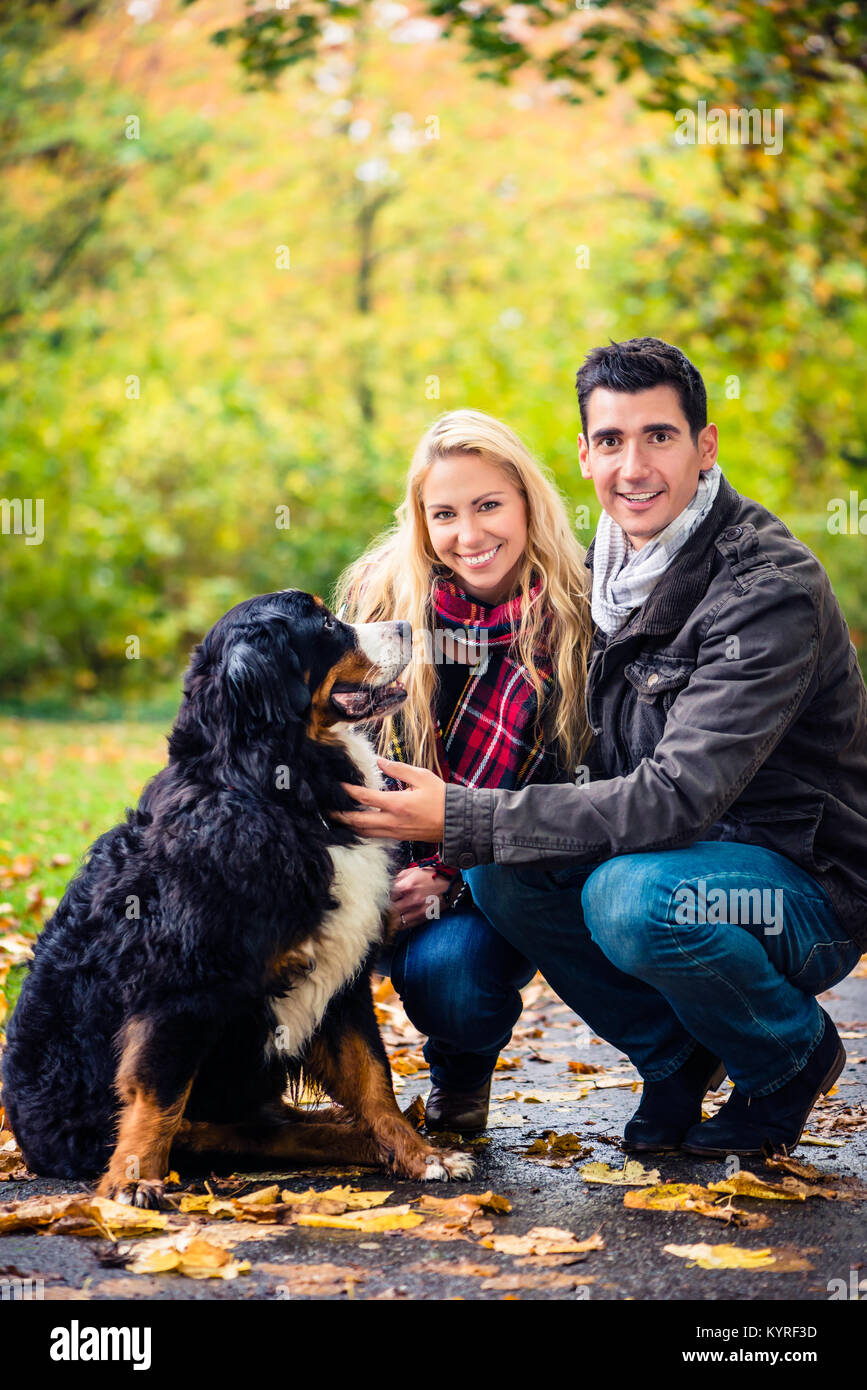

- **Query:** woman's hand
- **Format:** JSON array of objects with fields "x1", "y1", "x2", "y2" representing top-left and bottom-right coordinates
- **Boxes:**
[
  {"x1": 389, "y1": 867, "x2": 453, "y2": 931},
  {"x1": 335, "y1": 758, "x2": 447, "y2": 843}
]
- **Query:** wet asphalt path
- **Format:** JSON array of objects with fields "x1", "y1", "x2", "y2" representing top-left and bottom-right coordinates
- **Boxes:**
[{"x1": 1, "y1": 974, "x2": 865, "y2": 1303}]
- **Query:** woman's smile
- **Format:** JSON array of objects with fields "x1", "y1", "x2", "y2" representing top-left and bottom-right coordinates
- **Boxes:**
[{"x1": 457, "y1": 542, "x2": 503, "y2": 569}]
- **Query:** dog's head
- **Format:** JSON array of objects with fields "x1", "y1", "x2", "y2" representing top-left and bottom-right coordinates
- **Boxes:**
[{"x1": 176, "y1": 590, "x2": 410, "y2": 751}]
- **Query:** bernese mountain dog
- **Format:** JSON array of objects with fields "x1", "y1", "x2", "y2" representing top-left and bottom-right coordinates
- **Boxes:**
[{"x1": 2, "y1": 589, "x2": 472, "y2": 1206}]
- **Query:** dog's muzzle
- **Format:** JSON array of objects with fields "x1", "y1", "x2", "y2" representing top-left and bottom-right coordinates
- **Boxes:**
[{"x1": 330, "y1": 620, "x2": 412, "y2": 720}]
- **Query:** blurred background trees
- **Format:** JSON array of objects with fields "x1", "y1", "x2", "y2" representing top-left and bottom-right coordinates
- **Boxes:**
[{"x1": 1, "y1": 0, "x2": 865, "y2": 711}]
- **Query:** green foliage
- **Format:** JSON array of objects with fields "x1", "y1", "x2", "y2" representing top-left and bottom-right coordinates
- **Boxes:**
[
  {"x1": 0, "y1": 0, "x2": 864, "y2": 706},
  {"x1": 0, "y1": 715, "x2": 167, "y2": 1018}
]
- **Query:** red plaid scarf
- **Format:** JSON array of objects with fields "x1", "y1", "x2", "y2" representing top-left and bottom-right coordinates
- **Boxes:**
[
  {"x1": 387, "y1": 577, "x2": 559, "y2": 878},
  {"x1": 427, "y1": 577, "x2": 555, "y2": 791}
]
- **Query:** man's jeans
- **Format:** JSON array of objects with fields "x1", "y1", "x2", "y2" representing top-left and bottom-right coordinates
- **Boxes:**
[
  {"x1": 466, "y1": 841, "x2": 861, "y2": 1096},
  {"x1": 377, "y1": 907, "x2": 536, "y2": 1091}
]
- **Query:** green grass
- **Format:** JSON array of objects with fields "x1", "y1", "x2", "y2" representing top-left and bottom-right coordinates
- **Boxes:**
[{"x1": 0, "y1": 718, "x2": 168, "y2": 1023}]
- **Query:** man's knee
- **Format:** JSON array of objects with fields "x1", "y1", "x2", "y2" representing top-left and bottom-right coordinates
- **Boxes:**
[{"x1": 581, "y1": 854, "x2": 669, "y2": 975}]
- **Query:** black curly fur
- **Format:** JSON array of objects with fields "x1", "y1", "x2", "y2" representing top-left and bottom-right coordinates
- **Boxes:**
[{"x1": 2, "y1": 590, "x2": 393, "y2": 1179}]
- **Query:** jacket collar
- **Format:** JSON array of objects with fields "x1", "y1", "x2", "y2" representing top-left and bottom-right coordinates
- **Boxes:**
[{"x1": 585, "y1": 474, "x2": 742, "y2": 640}]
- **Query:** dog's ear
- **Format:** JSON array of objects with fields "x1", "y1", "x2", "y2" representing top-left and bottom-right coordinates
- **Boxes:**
[{"x1": 224, "y1": 634, "x2": 310, "y2": 736}]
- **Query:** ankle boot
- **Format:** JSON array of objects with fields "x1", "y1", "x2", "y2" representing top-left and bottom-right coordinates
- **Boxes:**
[
  {"x1": 682, "y1": 1009, "x2": 845, "y2": 1158},
  {"x1": 425, "y1": 1077, "x2": 492, "y2": 1135},
  {"x1": 623, "y1": 1044, "x2": 726, "y2": 1154}
]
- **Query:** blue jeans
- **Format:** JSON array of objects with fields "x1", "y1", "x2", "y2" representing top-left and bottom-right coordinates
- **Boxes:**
[
  {"x1": 466, "y1": 841, "x2": 861, "y2": 1096},
  {"x1": 377, "y1": 904, "x2": 536, "y2": 1091}
]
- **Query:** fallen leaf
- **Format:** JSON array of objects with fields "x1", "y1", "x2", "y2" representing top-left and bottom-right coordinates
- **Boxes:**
[
  {"x1": 709, "y1": 1169, "x2": 865, "y2": 1203},
  {"x1": 623, "y1": 1184, "x2": 771, "y2": 1229},
  {"x1": 524, "y1": 1131, "x2": 590, "y2": 1159},
  {"x1": 590, "y1": 1077, "x2": 642, "y2": 1090},
  {"x1": 482, "y1": 1227, "x2": 603, "y2": 1257},
  {"x1": 567, "y1": 1061, "x2": 604, "y2": 1075},
  {"x1": 580, "y1": 1160, "x2": 661, "y2": 1186},
  {"x1": 127, "y1": 1236, "x2": 250, "y2": 1280},
  {"x1": 236, "y1": 1185, "x2": 281, "y2": 1206},
  {"x1": 294, "y1": 1205, "x2": 425, "y2": 1232},
  {"x1": 663, "y1": 1242, "x2": 813, "y2": 1272},
  {"x1": 708, "y1": 1172, "x2": 804, "y2": 1202},
  {"x1": 481, "y1": 1271, "x2": 595, "y2": 1290},
  {"x1": 0, "y1": 932, "x2": 34, "y2": 965},
  {"x1": 390, "y1": 1053, "x2": 428, "y2": 1076},
  {"x1": 404, "y1": 1260, "x2": 500, "y2": 1278},
  {"x1": 416, "y1": 1190, "x2": 511, "y2": 1220},
  {"x1": 408, "y1": 1211, "x2": 495, "y2": 1242},
  {"x1": 402, "y1": 1095, "x2": 426, "y2": 1130},
  {"x1": 762, "y1": 1156, "x2": 826, "y2": 1181},
  {"x1": 0, "y1": 1194, "x2": 168, "y2": 1238}
]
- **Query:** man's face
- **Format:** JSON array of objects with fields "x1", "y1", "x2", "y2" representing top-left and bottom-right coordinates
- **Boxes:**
[{"x1": 578, "y1": 385, "x2": 718, "y2": 549}]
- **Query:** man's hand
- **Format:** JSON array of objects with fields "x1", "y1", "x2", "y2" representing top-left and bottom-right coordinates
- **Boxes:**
[{"x1": 334, "y1": 758, "x2": 447, "y2": 843}]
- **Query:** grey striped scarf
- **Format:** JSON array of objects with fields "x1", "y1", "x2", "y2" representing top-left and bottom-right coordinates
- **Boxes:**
[{"x1": 591, "y1": 464, "x2": 723, "y2": 635}]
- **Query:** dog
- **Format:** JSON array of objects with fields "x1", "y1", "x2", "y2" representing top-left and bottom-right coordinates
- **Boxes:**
[{"x1": 2, "y1": 589, "x2": 472, "y2": 1205}]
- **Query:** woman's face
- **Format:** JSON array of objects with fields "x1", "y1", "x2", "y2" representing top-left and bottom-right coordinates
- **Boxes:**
[{"x1": 421, "y1": 452, "x2": 529, "y2": 604}]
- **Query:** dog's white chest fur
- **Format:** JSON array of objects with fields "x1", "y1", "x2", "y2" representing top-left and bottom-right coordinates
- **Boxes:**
[{"x1": 269, "y1": 728, "x2": 393, "y2": 1060}]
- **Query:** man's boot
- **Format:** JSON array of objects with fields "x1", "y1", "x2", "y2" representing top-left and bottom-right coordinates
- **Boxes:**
[
  {"x1": 624, "y1": 1044, "x2": 726, "y2": 1153},
  {"x1": 682, "y1": 1009, "x2": 845, "y2": 1158}
]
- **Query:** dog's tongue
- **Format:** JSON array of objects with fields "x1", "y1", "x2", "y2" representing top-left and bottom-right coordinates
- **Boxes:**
[{"x1": 330, "y1": 687, "x2": 374, "y2": 718}]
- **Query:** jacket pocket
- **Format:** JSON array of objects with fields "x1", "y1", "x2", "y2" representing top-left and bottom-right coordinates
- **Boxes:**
[
  {"x1": 619, "y1": 653, "x2": 696, "y2": 765},
  {"x1": 726, "y1": 796, "x2": 828, "y2": 874},
  {"x1": 624, "y1": 655, "x2": 695, "y2": 711}
]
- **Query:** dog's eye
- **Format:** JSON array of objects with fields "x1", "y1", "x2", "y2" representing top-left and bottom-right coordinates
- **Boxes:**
[{"x1": 322, "y1": 614, "x2": 336, "y2": 632}]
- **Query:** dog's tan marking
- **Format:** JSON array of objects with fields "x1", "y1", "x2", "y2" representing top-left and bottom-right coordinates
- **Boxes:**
[
  {"x1": 96, "y1": 1018, "x2": 193, "y2": 1203},
  {"x1": 303, "y1": 1029, "x2": 468, "y2": 1180},
  {"x1": 307, "y1": 647, "x2": 377, "y2": 743},
  {"x1": 266, "y1": 944, "x2": 317, "y2": 995}
]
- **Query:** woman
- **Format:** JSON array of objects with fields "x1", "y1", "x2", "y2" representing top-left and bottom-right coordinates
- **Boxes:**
[{"x1": 334, "y1": 410, "x2": 592, "y2": 1132}]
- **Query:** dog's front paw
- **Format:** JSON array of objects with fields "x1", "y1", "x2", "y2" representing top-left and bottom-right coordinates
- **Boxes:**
[
  {"x1": 97, "y1": 1177, "x2": 168, "y2": 1210},
  {"x1": 420, "y1": 1149, "x2": 474, "y2": 1182}
]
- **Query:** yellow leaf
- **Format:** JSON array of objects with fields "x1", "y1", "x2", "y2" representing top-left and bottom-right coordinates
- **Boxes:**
[
  {"x1": 0, "y1": 1194, "x2": 168, "y2": 1237},
  {"x1": 663, "y1": 1242, "x2": 811, "y2": 1271},
  {"x1": 280, "y1": 1185, "x2": 392, "y2": 1210},
  {"x1": 416, "y1": 1190, "x2": 511, "y2": 1222},
  {"x1": 127, "y1": 1248, "x2": 183, "y2": 1274},
  {"x1": 127, "y1": 1237, "x2": 251, "y2": 1280},
  {"x1": 236, "y1": 1185, "x2": 281, "y2": 1206},
  {"x1": 580, "y1": 1160, "x2": 660, "y2": 1186},
  {"x1": 624, "y1": 1184, "x2": 770, "y2": 1228},
  {"x1": 294, "y1": 1207, "x2": 425, "y2": 1232},
  {"x1": 177, "y1": 1193, "x2": 213, "y2": 1213},
  {"x1": 482, "y1": 1227, "x2": 604, "y2": 1256},
  {"x1": 708, "y1": 1171, "x2": 804, "y2": 1202}
]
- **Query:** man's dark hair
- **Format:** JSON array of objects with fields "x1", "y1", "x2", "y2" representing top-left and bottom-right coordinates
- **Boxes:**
[{"x1": 576, "y1": 337, "x2": 707, "y2": 444}]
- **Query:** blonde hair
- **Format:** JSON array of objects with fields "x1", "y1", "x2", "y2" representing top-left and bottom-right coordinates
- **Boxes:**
[{"x1": 334, "y1": 409, "x2": 593, "y2": 775}]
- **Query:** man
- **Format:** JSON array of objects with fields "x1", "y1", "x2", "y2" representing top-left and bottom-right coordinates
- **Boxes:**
[{"x1": 338, "y1": 338, "x2": 867, "y2": 1157}]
